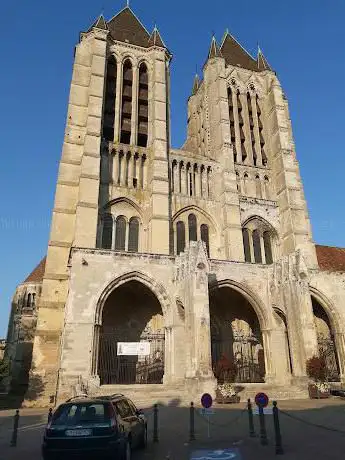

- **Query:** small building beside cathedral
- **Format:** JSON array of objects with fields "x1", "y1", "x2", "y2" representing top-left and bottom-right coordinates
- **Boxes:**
[{"x1": 4, "y1": 6, "x2": 345, "y2": 406}]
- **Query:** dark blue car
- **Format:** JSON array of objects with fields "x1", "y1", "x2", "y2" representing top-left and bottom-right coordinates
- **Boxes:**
[{"x1": 42, "y1": 394, "x2": 147, "y2": 459}]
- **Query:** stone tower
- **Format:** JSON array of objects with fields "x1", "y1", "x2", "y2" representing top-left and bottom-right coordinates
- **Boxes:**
[{"x1": 29, "y1": 7, "x2": 172, "y2": 404}]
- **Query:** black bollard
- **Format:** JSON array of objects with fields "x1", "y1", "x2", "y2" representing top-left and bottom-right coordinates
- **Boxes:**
[
  {"x1": 153, "y1": 404, "x2": 159, "y2": 443},
  {"x1": 10, "y1": 409, "x2": 20, "y2": 447},
  {"x1": 189, "y1": 402, "x2": 195, "y2": 441},
  {"x1": 258, "y1": 405, "x2": 268, "y2": 446},
  {"x1": 273, "y1": 401, "x2": 284, "y2": 454},
  {"x1": 48, "y1": 408, "x2": 53, "y2": 424},
  {"x1": 247, "y1": 399, "x2": 255, "y2": 437}
]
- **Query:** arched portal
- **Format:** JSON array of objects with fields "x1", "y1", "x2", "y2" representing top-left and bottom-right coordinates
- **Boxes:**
[
  {"x1": 97, "y1": 280, "x2": 165, "y2": 385},
  {"x1": 209, "y1": 286, "x2": 265, "y2": 383},
  {"x1": 311, "y1": 296, "x2": 340, "y2": 381}
]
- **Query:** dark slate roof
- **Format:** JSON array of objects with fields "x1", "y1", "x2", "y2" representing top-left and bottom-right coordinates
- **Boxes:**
[
  {"x1": 107, "y1": 7, "x2": 150, "y2": 47},
  {"x1": 148, "y1": 26, "x2": 166, "y2": 48},
  {"x1": 257, "y1": 48, "x2": 272, "y2": 71},
  {"x1": 208, "y1": 36, "x2": 222, "y2": 60},
  {"x1": 220, "y1": 32, "x2": 258, "y2": 71},
  {"x1": 23, "y1": 257, "x2": 46, "y2": 283},
  {"x1": 192, "y1": 74, "x2": 200, "y2": 95},
  {"x1": 316, "y1": 245, "x2": 345, "y2": 272}
]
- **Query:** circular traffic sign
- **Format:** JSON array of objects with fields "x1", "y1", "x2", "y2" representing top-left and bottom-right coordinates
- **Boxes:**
[
  {"x1": 255, "y1": 392, "x2": 269, "y2": 408},
  {"x1": 201, "y1": 393, "x2": 213, "y2": 409}
]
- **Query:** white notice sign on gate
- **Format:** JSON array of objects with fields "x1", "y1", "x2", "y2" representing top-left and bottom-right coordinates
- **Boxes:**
[{"x1": 117, "y1": 342, "x2": 150, "y2": 356}]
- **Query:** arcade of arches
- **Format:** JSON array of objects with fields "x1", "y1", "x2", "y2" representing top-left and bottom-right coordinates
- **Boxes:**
[{"x1": 93, "y1": 280, "x2": 341, "y2": 387}]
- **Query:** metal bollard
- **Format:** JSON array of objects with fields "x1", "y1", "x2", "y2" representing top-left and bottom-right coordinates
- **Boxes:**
[
  {"x1": 48, "y1": 408, "x2": 53, "y2": 424},
  {"x1": 273, "y1": 401, "x2": 284, "y2": 454},
  {"x1": 247, "y1": 399, "x2": 255, "y2": 437},
  {"x1": 189, "y1": 402, "x2": 195, "y2": 441},
  {"x1": 10, "y1": 409, "x2": 20, "y2": 447},
  {"x1": 258, "y1": 405, "x2": 268, "y2": 446},
  {"x1": 153, "y1": 404, "x2": 159, "y2": 443}
]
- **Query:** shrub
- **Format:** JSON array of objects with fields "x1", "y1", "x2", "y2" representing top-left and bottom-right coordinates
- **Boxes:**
[
  {"x1": 214, "y1": 354, "x2": 237, "y2": 383},
  {"x1": 306, "y1": 355, "x2": 327, "y2": 382}
]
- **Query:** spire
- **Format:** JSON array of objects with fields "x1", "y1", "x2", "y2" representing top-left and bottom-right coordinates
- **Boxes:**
[
  {"x1": 148, "y1": 25, "x2": 166, "y2": 48},
  {"x1": 192, "y1": 74, "x2": 200, "y2": 95},
  {"x1": 87, "y1": 14, "x2": 108, "y2": 32},
  {"x1": 107, "y1": 6, "x2": 151, "y2": 47},
  {"x1": 220, "y1": 30, "x2": 257, "y2": 71},
  {"x1": 207, "y1": 35, "x2": 222, "y2": 60},
  {"x1": 257, "y1": 46, "x2": 272, "y2": 71}
]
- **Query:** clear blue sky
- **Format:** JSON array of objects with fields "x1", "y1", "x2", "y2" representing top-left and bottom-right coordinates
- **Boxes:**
[{"x1": 1, "y1": 0, "x2": 344, "y2": 337}]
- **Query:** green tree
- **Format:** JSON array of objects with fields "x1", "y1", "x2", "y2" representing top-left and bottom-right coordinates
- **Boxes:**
[{"x1": 0, "y1": 358, "x2": 9, "y2": 382}]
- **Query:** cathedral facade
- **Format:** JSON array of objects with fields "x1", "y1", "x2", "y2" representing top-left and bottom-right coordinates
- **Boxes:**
[{"x1": 5, "y1": 6, "x2": 345, "y2": 405}]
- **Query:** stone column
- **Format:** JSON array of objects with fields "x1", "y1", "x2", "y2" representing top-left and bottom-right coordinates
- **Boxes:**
[
  {"x1": 181, "y1": 242, "x2": 216, "y2": 397},
  {"x1": 334, "y1": 332, "x2": 345, "y2": 382}
]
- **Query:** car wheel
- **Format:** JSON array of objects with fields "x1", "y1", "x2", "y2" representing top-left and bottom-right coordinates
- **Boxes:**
[{"x1": 138, "y1": 425, "x2": 147, "y2": 449}]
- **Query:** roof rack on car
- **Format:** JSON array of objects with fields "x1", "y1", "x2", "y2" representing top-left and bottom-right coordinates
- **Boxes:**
[{"x1": 65, "y1": 394, "x2": 89, "y2": 402}]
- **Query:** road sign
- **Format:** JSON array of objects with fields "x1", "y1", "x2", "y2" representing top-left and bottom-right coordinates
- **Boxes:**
[
  {"x1": 199, "y1": 408, "x2": 215, "y2": 416},
  {"x1": 255, "y1": 392, "x2": 269, "y2": 408},
  {"x1": 191, "y1": 448, "x2": 241, "y2": 459},
  {"x1": 201, "y1": 393, "x2": 213, "y2": 409},
  {"x1": 253, "y1": 407, "x2": 273, "y2": 415}
]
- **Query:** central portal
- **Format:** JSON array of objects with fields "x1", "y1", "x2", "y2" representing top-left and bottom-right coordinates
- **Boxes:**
[
  {"x1": 98, "y1": 280, "x2": 165, "y2": 385},
  {"x1": 209, "y1": 286, "x2": 265, "y2": 383}
]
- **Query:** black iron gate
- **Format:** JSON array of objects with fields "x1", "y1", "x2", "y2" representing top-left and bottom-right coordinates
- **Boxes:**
[
  {"x1": 211, "y1": 334, "x2": 265, "y2": 383},
  {"x1": 98, "y1": 333, "x2": 165, "y2": 385},
  {"x1": 318, "y1": 335, "x2": 340, "y2": 382}
]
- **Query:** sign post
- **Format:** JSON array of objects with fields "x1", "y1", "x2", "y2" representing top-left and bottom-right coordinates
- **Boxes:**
[
  {"x1": 201, "y1": 393, "x2": 213, "y2": 439},
  {"x1": 255, "y1": 392, "x2": 268, "y2": 446}
]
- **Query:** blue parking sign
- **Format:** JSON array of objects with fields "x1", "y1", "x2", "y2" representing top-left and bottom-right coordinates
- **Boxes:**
[{"x1": 191, "y1": 448, "x2": 241, "y2": 460}]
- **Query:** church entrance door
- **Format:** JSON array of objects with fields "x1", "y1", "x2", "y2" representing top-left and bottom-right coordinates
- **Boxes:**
[
  {"x1": 209, "y1": 286, "x2": 265, "y2": 383},
  {"x1": 97, "y1": 280, "x2": 165, "y2": 385}
]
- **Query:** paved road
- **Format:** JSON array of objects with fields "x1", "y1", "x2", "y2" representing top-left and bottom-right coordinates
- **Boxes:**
[{"x1": 1, "y1": 399, "x2": 345, "y2": 459}]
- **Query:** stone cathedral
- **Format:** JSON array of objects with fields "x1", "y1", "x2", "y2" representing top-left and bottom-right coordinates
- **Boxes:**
[{"x1": 4, "y1": 6, "x2": 345, "y2": 406}]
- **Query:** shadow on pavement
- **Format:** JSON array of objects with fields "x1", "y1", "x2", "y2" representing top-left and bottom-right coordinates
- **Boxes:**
[{"x1": 1, "y1": 398, "x2": 345, "y2": 459}]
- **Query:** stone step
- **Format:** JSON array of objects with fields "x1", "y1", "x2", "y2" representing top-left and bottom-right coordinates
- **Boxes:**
[{"x1": 91, "y1": 384, "x2": 189, "y2": 407}]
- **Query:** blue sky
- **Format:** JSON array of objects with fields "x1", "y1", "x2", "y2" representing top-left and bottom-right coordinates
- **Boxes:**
[{"x1": 0, "y1": 0, "x2": 344, "y2": 337}]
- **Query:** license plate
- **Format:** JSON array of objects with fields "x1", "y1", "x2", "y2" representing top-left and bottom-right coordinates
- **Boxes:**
[{"x1": 65, "y1": 429, "x2": 92, "y2": 437}]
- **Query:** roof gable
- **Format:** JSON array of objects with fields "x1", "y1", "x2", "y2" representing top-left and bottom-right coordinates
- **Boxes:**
[
  {"x1": 220, "y1": 32, "x2": 257, "y2": 71},
  {"x1": 107, "y1": 7, "x2": 150, "y2": 47}
]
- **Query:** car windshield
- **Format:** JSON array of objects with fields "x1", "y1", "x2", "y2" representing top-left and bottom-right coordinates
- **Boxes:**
[{"x1": 52, "y1": 402, "x2": 111, "y2": 426}]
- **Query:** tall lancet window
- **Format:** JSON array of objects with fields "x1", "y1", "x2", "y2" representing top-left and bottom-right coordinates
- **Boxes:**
[
  {"x1": 200, "y1": 224, "x2": 210, "y2": 257},
  {"x1": 120, "y1": 59, "x2": 133, "y2": 145},
  {"x1": 137, "y1": 63, "x2": 149, "y2": 147},
  {"x1": 176, "y1": 221, "x2": 185, "y2": 255},
  {"x1": 247, "y1": 92, "x2": 257, "y2": 166},
  {"x1": 228, "y1": 87, "x2": 236, "y2": 163},
  {"x1": 257, "y1": 95, "x2": 267, "y2": 166},
  {"x1": 128, "y1": 217, "x2": 140, "y2": 252},
  {"x1": 188, "y1": 214, "x2": 197, "y2": 242},
  {"x1": 102, "y1": 56, "x2": 117, "y2": 141},
  {"x1": 102, "y1": 214, "x2": 113, "y2": 249},
  {"x1": 237, "y1": 90, "x2": 246, "y2": 162}
]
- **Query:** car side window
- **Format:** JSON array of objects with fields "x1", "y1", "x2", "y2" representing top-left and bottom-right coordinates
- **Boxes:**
[
  {"x1": 115, "y1": 399, "x2": 134, "y2": 419},
  {"x1": 127, "y1": 399, "x2": 138, "y2": 416}
]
